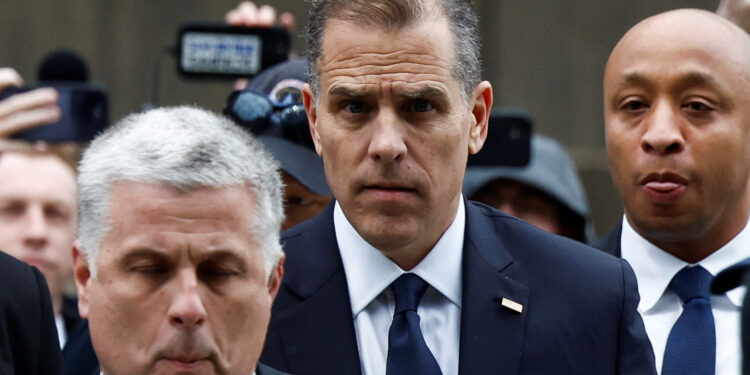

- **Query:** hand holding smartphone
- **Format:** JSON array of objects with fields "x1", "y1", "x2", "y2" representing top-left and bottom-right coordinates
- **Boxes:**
[
  {"x1": 0, "y1": 82, "x2": 108, "y2": 142},
  {"x1": 0, "y1": 68, "x2": 61, "y2": 138}
]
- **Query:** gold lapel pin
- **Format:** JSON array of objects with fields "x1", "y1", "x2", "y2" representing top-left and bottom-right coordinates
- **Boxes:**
[{"x1": 501, "y1": 297, "x2": 523, "y2": 313}]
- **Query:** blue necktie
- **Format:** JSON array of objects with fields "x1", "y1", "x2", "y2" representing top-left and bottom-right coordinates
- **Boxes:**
[
  {"x1": 386, "y1": 273, "x2": 442, "y2": 375},
  {"x1": 662, "y1": 266, "x2": 716, "y2": 375}
]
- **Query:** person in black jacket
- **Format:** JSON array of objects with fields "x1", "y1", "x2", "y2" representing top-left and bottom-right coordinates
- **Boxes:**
[{"x1": 0, "y1": 250, "x2": 63, "y2": 375}]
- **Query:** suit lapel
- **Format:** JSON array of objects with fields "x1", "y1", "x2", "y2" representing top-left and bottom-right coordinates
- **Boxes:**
[
  {"x1": 257, "y1": 362, "x2": 291, "y2": 375},
  {"x1": 593, "y1": 220, "x2": 623, "y2": 257},
  {"x1": 459, "y1": 202, "x2": 529, "y2": 375},
  {"x1": 273, "y1": 203, "x2": 362, "y2": 374}
]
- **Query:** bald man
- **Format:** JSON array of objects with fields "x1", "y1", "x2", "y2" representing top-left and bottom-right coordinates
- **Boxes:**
[{"x1": 596, "y1": 9, "x2": 750, "y2": 375}]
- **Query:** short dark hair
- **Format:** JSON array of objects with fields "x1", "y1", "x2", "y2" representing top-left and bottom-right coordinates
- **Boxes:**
[{"x1": 306, "y1": 0, "x2": 482, "y2": 102}]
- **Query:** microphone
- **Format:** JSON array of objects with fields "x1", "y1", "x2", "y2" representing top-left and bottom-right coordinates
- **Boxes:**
[{"x1": 37, "y1": 49, "x2": 90, "y2": 82}]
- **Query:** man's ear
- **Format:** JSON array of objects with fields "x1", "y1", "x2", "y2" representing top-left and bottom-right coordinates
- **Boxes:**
[
  {"x1": 303, "y1": 83, "x2": 322, "y2": 156},
  {"x1": 267, "y1": 254, "x2": 285, "y2": 300},
  {"x1": 72, "y1": 240, "x2": 92, "y2": 319},
  {"x1": 468, "y1": 81, "x2": 493, "y2": 155}
]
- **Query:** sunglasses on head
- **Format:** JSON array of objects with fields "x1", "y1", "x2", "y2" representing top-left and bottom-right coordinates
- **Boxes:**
[{"x1": 224, "y1": 88, "x2": 313, "y2": 148}]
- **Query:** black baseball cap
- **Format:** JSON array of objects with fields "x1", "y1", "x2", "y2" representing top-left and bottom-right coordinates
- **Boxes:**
[{"x1": 230, "y1": 58, "x2": 331, "y2": 196}]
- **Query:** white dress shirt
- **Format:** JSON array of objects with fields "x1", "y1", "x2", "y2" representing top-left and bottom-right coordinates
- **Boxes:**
[
  {"x1": 55, "y1": 314, "x2": 66, "y2": 348},
  {"x1": 620, "y1": 216, "x2": 748, "y2": 375},
  {"x1": 335, "y1": 199, "x2": 464, "y2": 375}
]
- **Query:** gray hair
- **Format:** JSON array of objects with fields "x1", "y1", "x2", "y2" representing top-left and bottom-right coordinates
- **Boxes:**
[
  {"x1": 77, "y1": 106, "x2": 284, "y2": 280},
  {"x1": 305, "y1": 0, "x2": 482, "y2": 103}
]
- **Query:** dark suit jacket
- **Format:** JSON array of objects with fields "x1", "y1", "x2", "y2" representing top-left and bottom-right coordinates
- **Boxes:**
[
  {"x1": 62, "y1": 295, "x2": 83, "y2": 338},
  {"x1": 594, "y1": 220, "x2": 623, "y2": 257},
  {"x1": 260, "y1": 201, "x2": 656, "y2": 375},
  {"x1": 61, "y1": 296, "x2": 97, "y2": 375},
  {"x1": 0, "y1": 250, "x2": 63, "y2": 375},
  {"x1": 63, "y1": 319, "x2": 98, "y2": 375}
]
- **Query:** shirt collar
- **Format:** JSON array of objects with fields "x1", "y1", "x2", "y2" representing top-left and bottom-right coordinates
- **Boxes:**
[
  {"x1": 55, "y1": 314, "x2": 66, "y2": 348},
  {"x1": 335, "y1": 198, "x2": 465, "y2": 316},
  {"x1": 621, "y1": 215, "x2": 749, "y2": 311}
]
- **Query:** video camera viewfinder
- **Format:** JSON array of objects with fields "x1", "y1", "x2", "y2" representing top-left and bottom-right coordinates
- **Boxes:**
[{"x1": 178, "y1": 22, "x2": 291, "y2": 78}]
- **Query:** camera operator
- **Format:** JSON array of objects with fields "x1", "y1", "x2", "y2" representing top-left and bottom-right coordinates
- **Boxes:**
[
  {"x1": 225, "y1": 1, "x2": 297, "y2": 91},
  {"x1": 221, "y1": 2, "x2": 331, "y2": 229},
  {"x1": 225, "y1": 58, "x2": 332, "y2": 230}
]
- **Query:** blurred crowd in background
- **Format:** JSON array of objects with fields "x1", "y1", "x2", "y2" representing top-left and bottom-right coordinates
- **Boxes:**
[{"x1": 3, "y1": 0, "x2": 750, "y2": 374}]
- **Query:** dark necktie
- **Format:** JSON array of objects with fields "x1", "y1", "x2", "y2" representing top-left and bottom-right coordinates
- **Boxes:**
[
  {"x1": 385, "y1": 273, "x2": 442, "y2": 375},
  {"x1": 662, "y1": 265, "x2": 716, "y2": 375}
]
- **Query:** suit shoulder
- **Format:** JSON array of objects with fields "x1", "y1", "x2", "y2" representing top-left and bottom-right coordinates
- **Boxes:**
[
  {"x1": 468, "y1": 202, "x2": 625, "y2": 275},
  {"x1": 592, "y1": 223, "x2": 622, "y2": 256},
  {"x1": 257, "y1": 362, "x2": 293, "y2": 375},
  {"x1": 280, "y1": 217, "x2": 312, "y2": 242},
  {"x1": 0, "y1": 251, "x2": 63, "y2": 374},
  {"x1": 0, "y1": 251, "x2": 42, "y2": 299},
  {"x1": 0, "y1": 250, "x2": 34, "y2": 277},
  {"x1": 281, "y1": 205, "x2": 334, "y2": 246},
  {"x1": 280, "y1": 206, "x2": 338, "y2": 267}
]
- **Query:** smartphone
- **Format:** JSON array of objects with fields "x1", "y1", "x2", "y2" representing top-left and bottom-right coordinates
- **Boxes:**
[
  {"x1": 0, "y1": 82, "x2": 108, "y2": 142},
  {"x1": 177, "y1": 22, "x2": 291, "y2": 78},
  {"x1": 468, "y1": 108, "x2": 532, "y2": 167}
]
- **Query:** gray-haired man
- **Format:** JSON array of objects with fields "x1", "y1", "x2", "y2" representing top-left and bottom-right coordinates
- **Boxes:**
[{"x1": 72, "y1": 106, "x2": 289, "y2": 375}]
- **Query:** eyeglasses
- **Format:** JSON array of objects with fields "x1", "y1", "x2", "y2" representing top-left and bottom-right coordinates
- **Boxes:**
[{"x1": 224, "y1": 89, "x2": 312, "y2": 148}]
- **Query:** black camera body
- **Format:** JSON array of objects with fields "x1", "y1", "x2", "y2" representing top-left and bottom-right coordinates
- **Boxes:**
[
  {"x1": 468, "y1": 109, "x2": 532, "y2": 167},
  {"x1": 0, "y1": 82, "x2": 108, "y2": 142},
  {"x1": 177, "y1": 23, "x2": 291, "y2": 78}
]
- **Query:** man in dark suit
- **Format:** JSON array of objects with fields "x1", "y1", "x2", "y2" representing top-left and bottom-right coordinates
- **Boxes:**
[
  {"x1": 71, "y1": 106, "x2": 289, "y2": 375},
  {"x1": 595, "y1": 9, "x2": 750, "y2": 374},
  {"x1": 259, "y1": 1, "x2": 656, "y2": 374},
  {"x1": 0, "y1": 143, "x2": 82, "y2": 348},
  {"x1": 711, "y1": 258, "x2": 750, "y2": 375},
  {"x1": 0, "y1": 250, "x2": 63, "y2": 374}
]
